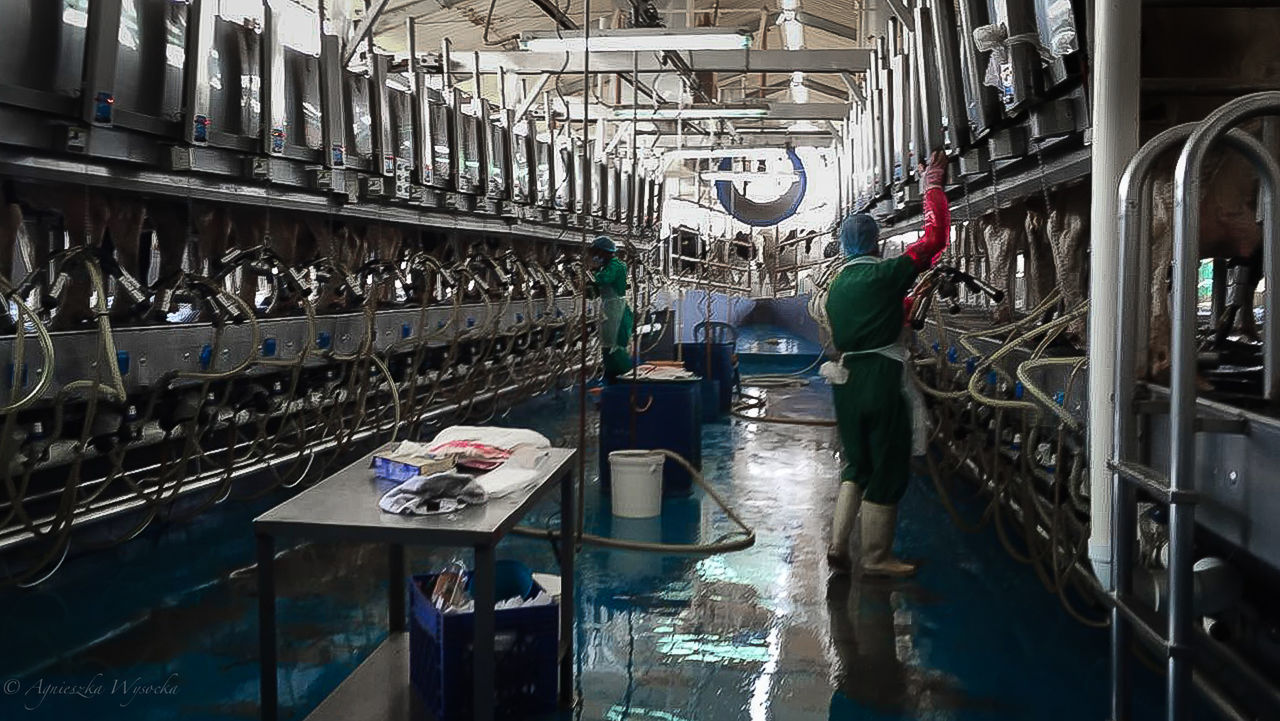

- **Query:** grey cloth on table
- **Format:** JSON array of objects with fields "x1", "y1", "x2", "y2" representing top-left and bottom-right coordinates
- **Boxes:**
[{"x1": 378, "y1": 472, "x2": 489, "y2": 515}]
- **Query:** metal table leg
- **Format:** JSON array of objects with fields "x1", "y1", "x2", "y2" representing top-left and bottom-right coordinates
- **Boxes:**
[
  {"x1": 389, "y1": 544, "x2": 406, "y2": 633},
  {"x1": 257, "y1": 533, "x2": 277, "y2": 721},
  {"x1": 473, "y1": 543, "x2": 496, "y2": 721},
  {"x1": 559, "y1": 468, "x2": 576, "y2": 707}
]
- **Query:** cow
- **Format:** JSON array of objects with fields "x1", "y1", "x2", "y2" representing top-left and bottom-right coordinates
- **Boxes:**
[{"x1": 1147, "y1": 145, "x2": 1265, "y2": 382}]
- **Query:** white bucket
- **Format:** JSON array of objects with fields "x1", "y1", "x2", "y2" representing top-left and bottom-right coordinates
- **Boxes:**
[{"x1": 608, "y1": 450, "x2": 664, "y2": 518}]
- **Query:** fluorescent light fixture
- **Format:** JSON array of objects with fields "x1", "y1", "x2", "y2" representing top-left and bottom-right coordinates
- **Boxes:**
[
  {"x1": 520, "y1": 28, "x2": 752, "y2": 53},
  {"x1": 610, "y1": 104, "x2": 769, "y2": 120}
]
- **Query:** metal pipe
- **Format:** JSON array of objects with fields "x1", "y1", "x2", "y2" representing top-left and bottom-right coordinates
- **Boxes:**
[
  {"x1": 1087, "y1": 0, "x2": 1141, "y2": 593},
  {"x1": 1114, "y1": 121, "x2": 1280, "y2": 721},
  {"x1": 1170, "y1": 92, "x2": 1280, "y2": 719}
]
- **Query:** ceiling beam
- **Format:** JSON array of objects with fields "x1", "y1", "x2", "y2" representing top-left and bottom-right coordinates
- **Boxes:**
[
  {"x1": 763, "y1": 78, "x2": 850, "y2": 102},
  {"x1": 533, "y1": 100, "x2": 850, "y2": 121},
  {"x1": 342, "y1": 0, "x2": 393, "y2": 68},
  {"x1": 840, "y1": 72, "x2": 865, "y2": 106},
  {"x1": 448, "y1": 48, "x2": 872, "y2": 75},
  {"x1": 883, "y1": 0, "x2": 915, "y2": 32},
  {"x1": 747, "y1": 10, "x2": 862, "y2": 43},
  {"x1": 644, "y1": 133, "x2": 834, "y2": 148}
]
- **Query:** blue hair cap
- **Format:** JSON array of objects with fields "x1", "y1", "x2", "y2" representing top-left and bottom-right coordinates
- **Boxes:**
[
  {"x1": 838, "y1": 213, "x2": 879, "y2": 258},
  {"x1": 591, "y1": 236, "x2": 617, "y2": 253}
]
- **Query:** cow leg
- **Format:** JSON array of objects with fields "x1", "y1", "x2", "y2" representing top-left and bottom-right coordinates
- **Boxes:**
[
  {"x1": 51, "y1": 189, "x2": 111, "y2": 330},
  {"x1": 105, "y1": 199, "x2": 148, "y2": 322},
  {"x1": 196, "y1": 207, "x2": 234, "y2": 321},
  {"x1": 1046, "y1": 183, "x2": 1090, "y2": 343},
  {"x1": 0, "y1": 189, "x2": 21, "y2": 332},
  {"x1": 980, "y1": 208, "x2": 1023, "y2": 324},
  {"x1": 263, "y1": 216, "x2": 299, "y2": 315},
  {"x1": 228, "y1": 209, "x2": 269, "y2": 314},
  {"x1": 1, "y1": 182, "x2": 19, "y2": 286},
  {"x1": 1022, "y1": 200, "x2": 1057, "y2": 309}
]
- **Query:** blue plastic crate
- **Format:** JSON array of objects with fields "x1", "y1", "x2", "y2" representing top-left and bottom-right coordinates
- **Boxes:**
[{"x1": 409, "y1": 573, "x2": 559, "y2": 720}]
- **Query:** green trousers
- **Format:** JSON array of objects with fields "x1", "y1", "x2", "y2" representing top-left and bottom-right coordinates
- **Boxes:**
[
  {"x1": 601, "y1": 303, "x2": 634, "y2": 380},
  {"x1": 831, "y1": 355, "x2": 911, "y2": 504}
]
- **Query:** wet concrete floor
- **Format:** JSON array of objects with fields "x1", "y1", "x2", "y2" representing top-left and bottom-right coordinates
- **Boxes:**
[{"x1": 0, "y1": 334, "x2": 1179, "y2": 720}]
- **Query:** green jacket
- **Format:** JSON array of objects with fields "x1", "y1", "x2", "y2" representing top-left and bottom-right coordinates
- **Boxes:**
[{"x1": 824, "y1": 256, "x2": 916, "y2": 353}]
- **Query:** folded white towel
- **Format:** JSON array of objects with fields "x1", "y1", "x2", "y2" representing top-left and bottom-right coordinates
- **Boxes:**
[
  {"x1": 430, "y1": 425, "x2": 551, "y2": 450},
  {"x1": 475, "y1": 445, "x2": 550, "y2": 498}
]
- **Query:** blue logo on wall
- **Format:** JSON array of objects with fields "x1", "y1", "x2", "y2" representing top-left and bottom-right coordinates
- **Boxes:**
[{"x1": 715, "y1": 147, "x2": 807, "y2": 227}]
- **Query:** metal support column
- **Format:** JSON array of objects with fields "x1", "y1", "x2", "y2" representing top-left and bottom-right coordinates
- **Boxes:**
[
  {"x1": 388, "y1": 544, "x2": 405, "y2": 632},
  {"x1": 256, "y1": 534, "x2": 277, "y2": 721},
  {"x1": 472, "y1": 543, "x2": 496, "y2": 721},
  {"x1": 1088, "y1": 0, "x2": 1141, "y2": 594}
]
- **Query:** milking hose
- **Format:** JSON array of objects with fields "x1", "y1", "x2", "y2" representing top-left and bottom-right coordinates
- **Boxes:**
[
  {"x1": 0, "y1": 276, "x2": 54, "y2": 413},
  {"x1": 512, "y1": 449, "x2": 756, "y2": 555}
]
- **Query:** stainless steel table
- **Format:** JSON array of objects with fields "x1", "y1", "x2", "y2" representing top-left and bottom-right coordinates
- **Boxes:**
[{"x1": 253, "y1": 447, "x2": 578, "y2": 721}]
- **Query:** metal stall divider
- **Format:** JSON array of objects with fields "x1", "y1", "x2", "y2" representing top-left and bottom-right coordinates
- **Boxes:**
[
  {"x1": 591, "y1": 122, "x2": 606, "y2": 223},
  {"x1": 954, "y1": 0, "x2": 1000, "y2": 173},
  {"x1": 928, "y1": 0, "x2": 971, "y2": 154},
  {"x1": 1027, "y1": 0, "x2": 1087, "y2": 141},
  {"x1": 915, "y1": 2, "x2": 948, "y2": 157},
  {"x1": 1111, "y1": 107, "x2": 1280, "y2": 721},
  {"x1": 317, "y1": 16, "x2": 348, "y2": 196},
  {"x1": 865, "y1": 42, "x2": 882, "y2": 202},
  {"x1": 108, "y1": 0, "x2": 187, "y2": 137},
  {"x1": 262, "y1": 0, "x2": 286, "y2": 159},
  {"x1": 366, "y1": 52, "x2": 396, "y2": 199},
  {"x1": 342, "y1": 51, "x2": 373, "y2": 175},
  {"x1": 83, "y1": 0, "x2": 124, "y2": 129},
  {"x1": 0, "y1": 0, "x2": 87, "y2": 120},
  {"x1": 889, "y1": 19, "x2": 907, "y2": 188},
  {"x1": 510, "y1": 113, "x2": 534, "y2": 214},
  {"x1": 1032, "y1": 0, "x2": 1082, "y2": 90},
  {"x1": 608, "y1": 159, "x2": 621, "y2": 224},
  {"x1": 621, "y1": 165, "x2": 633, "y2": 228},
  {"x1": 876, "y1": 35, "x2": 894, "y2": 202},
  {"x1": 575, "y1": 136, "x2": 589, "y2": 221},
  {"x1": 989, "y1": 0, "x2": 1041, "y2": 114},
  {"x1": 903, "y1": 12, "x2": 925, "y2": 209}
]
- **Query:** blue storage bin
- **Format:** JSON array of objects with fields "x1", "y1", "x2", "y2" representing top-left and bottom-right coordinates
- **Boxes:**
[
  {"x1": 599, "y1": 380, "x2": 701, "y2": 496},
  {"x1": 679, "y1": 342, "x2": 738, "y2": 414},
  {"x1": 409, "y1": 573, "x2": 559, "y2": 720}
]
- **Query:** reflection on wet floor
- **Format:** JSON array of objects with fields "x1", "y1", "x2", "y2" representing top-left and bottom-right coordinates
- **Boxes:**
[{"x1": 0, "y1": 340, "x2": 1169, "y2": 721}]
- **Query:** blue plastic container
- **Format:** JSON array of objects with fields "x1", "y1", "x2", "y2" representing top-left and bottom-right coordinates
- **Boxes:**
[
  {"x1": 409, "y1": 572, "x2": 558, "y2": 721},
  {"x1": 599, "y1": 380, "x2": 701, "y2": 496},
  {"x1": 679, "y1": 342, "x2": 738, "y2": 414}
]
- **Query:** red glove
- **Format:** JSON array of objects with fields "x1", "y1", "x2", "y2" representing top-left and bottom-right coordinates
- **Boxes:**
[{"x1": 919, "y1": 150, "x2": 948, "y2": 192}]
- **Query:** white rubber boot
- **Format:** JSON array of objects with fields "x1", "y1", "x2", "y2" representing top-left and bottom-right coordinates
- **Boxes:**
[
  {"x1": 827, "y1": 482, "x2": 862, "y2": 573},
  {"x1": 860, "y1": 501, "x2": 916, "y2": 578}
]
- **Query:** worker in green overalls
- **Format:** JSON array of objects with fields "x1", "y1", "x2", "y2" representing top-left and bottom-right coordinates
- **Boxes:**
[
  {"x1": 825, "y1": 151, "x2": 949, "y2": 577},
  {"x1": 588, "y1": 235, "x2": 634, "y2": 381}
]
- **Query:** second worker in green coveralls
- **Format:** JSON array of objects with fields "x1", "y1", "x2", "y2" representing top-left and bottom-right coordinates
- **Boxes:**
[
  {"x1": 588, "y1": 236, "x2": 635, "y2": 381},
  {"x1": 825, "y1": 151, "x2": 950, "y2": 577}
]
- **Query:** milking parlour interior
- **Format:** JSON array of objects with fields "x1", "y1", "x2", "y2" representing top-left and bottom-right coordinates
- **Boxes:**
[{"x1": 4, "y1": 1, "x2": 1280, "y2": 720}]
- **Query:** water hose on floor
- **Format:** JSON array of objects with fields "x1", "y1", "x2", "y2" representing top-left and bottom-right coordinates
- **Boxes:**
[{"x1": 512, "y1": 449, "x2": 756, "y2": 555}]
